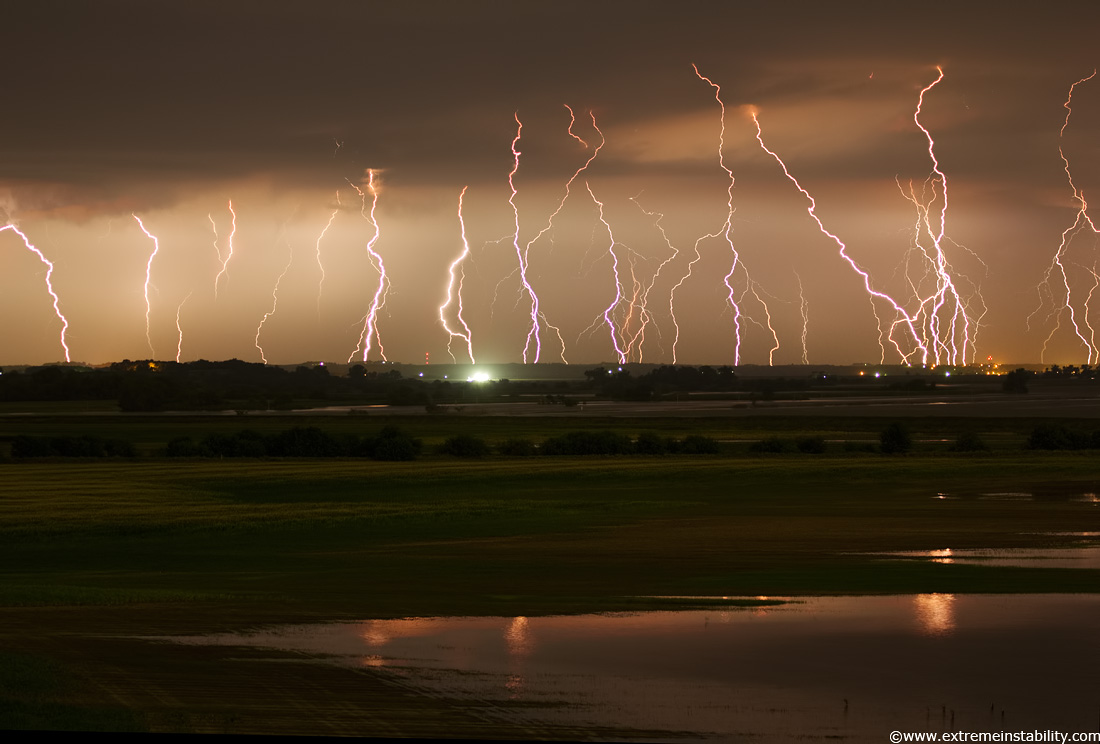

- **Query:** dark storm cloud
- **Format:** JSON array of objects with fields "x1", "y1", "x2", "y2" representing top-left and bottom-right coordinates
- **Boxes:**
[{"x1": 0, "y1": 0, "x2": 1096, "y2": 211}]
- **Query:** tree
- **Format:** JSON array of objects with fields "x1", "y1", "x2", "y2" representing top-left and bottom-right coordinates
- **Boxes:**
[
  {"x1": 879, "y1": 422, "x2": 912, "y2": 454},
  {"x1": 1003, "y1": 368, "x2": 1030, "y2": 394}
]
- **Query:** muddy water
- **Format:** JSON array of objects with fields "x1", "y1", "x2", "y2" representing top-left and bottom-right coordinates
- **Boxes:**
[{"x1": 151, "y1": 593, "x2": 1100, "y2": 741}]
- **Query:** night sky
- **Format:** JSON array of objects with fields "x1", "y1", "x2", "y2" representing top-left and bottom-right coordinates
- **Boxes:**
[{"x1": 2, "y1": 0, "x2": 1098, "y2": 367}]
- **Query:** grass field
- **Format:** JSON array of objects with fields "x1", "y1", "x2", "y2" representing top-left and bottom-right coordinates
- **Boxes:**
[{"x1": 2, "y1": 413, "x2": 1099, "y2": 734}]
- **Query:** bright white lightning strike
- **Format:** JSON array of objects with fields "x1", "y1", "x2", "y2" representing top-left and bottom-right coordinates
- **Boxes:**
[
  {"x1": 315, "y1": 191, "x2": 340, "y2": 318},
  {"x1": 439, "y1": 186, "x2": 476, "y2": 364},
  {"x1": 213, "y1": 200, "x2": 237, "y2": 299},
  {"x1": 517, "y1": 105, "x2": 606, "y2": 363},
  {"x1": 751, "y1": 110, "x2": 929, "y2": 364},
  {"x1": 132, "y1": 214, "x2": 161, "y2": 357},
  {"x1": 626, "y1": 194, "x2": 681, "y2": 363},
  {"x1": 693, "y1": 64, "x2": 780, "y2": 365},
  {"x1": 796, "y1": 272, "x2": 810, "y2": 364},
  {"x1": 348, "y1": 169, "x2": 389, "y2": 363},
  {"x1": 584, "y1": 181, "x2": 628, "y2": 363},
  {"x1": 506, "y1": 113, "x2": 545, "y2": 364},
  {"x1": 1030, "y1": 69, "x2": 1099, "y2": 363},
  {"x1": 175, "y1": 291, "x2": 192, "y2": 363},
  {"x1": 255, "y1": 227, "x2": 295, "y2": 365},
  {"x1": 0, "y1": 224, "x2": 71, "y2": 362}
]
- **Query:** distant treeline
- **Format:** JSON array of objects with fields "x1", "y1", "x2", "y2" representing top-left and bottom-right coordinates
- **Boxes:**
[
  {"x1": 0, "y1": 360, "x2": 747, "y2": 410},
  {"x1": 9, "y1": 426, "x2": 722, "y2": 460},
  {"x1": 0, "y1": 360, "x2": 515, "y2": 411},
  {"x1": 0, "y1": 359, "x2": 1038, "y2": 410}
]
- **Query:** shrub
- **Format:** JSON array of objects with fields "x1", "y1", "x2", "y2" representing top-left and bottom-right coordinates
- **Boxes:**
[
  {"x1": 795, "y1": 435, "x2": 827, "y2": 454},
  {"x1": 1026, "y1": 424, "x2": 1089, "y2": 450},
  {"x1": 677, "y1": 434, "x2": 720, "y2": 455},
  {"x1": 634, "y1": 432, "x2": 671, "y2": 455},
  {"x1": 1003, "y1": 368, "x2": 1030, "y2": 394},
  {"x1": 497, "y1": 438, "x2": 537, "y2": 456},
  {"x1": 438, "y1": 434, "x2": 490, "y2": 458},
  {"x1": 879, "y1": 422, "x2": 912, "y2": 454},
  {"x1": 166, "y1": 436, "x2": 203, "y2": 457},
  {"x1": 950, "y1": 431, "x2": 990, "y2": 453},
  {"x1": 369, "y1": 426, "x2": 422, "y2": 461},
  {"x1": 541, "y1": 430, "x2": 633, "y2": 456},
  {"x1": 268, "y1": 426, "x2": 344, "y2": 457},
  {"x1": 749, "y1": 436, "x2": 794, "y2": 454}
]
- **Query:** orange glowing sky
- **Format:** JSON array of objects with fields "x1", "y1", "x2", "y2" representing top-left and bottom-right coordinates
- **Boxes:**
[{"x1": 1, "y1": 0, "x2": 1098, "y2": 367}]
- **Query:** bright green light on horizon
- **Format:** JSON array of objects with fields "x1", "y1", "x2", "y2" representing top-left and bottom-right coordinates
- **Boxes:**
[{"x1": 468, "y1": 371, "x2": 490, "y2": 382}]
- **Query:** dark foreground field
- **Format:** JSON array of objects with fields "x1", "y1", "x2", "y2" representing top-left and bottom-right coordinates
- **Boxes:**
[{"x1": 2, "y1": 413, "x2": 1099, "y2": 737}]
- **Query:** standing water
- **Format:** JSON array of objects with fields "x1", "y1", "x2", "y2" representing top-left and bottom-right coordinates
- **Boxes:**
[{"x1": 152, "y1": 593, "x2": 1100, "y2": 740}]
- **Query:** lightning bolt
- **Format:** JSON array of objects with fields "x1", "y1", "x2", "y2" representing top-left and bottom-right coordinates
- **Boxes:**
[
  {"x1": 751, "y1": 108, "x2": 929, "y2": 364},
  {"x1": 348, "y1": 169, "x2": 389, "y2": 363},
  {"x1": 506, "y1": 114, "x2": 546, "y2": 363},
  {"x1": 208, "y1": 212, "x2": 221, "y2": 276},
  {"x1": 175, "y1": 291, "x2": 192, "y2": 363},
  {"x1": 627, "y1": 196, "x2": 679, "y2": 361},
  {"x1": 0, "y1": 224, "x2": 71, "y2": 362},
  {"x1": 1030, "y1": 70, "x2": 1099, "y2": 363},
  {"x1": 796, "y1": 272, "x2": 810, "y2": 365},
  {"x1": 583, "y1": 181, "x2": 628, "y2": 363},
  {"x1": 315, "y1": 190, "x2": 340, "y2": 318},
  {"x1": 439, "y1": 186, "x2": 475, "y2": 363},
  {"x1": 132, "y1": 214, "x2": 161, "y2": 358},
  {"x1": 520, "y1": 105, "x2": 606, "y2": 363},
  {"x1": 693, "y1": 65, "x2": 780, "y2": 365},
  {"x1": 255, "y1": 222, "x2": 295, "y2": 365},
  {"x1": 213, "y1": 200, "x2": 237, "y2": 299},
  {"x1": 623, "y1": 192, "x2": 705, "y2": 363},
  {"x1": 907, "y1": 67, "x2": 985, "y2": 365}
]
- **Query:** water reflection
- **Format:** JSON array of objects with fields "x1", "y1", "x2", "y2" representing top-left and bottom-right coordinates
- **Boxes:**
[
  {"x1": 934, "y1": 489, "x2": 1100, "y2": 503},
  {"x1": 913, "y1": 593, "x2": 955, "y2": 636},
  {"x1": 928, "y1": 548, "x2": 954, "y2": 564},
  {"x1": 884, "y1": 545, "x2": 1100, "y2": 569},
  {"x1": 150, "y1": 595, "x2": 1100, "y2": 741}
]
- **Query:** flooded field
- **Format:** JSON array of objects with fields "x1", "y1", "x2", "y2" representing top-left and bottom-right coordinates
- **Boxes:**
[{"x1": 148, "y1": 592, "x2": 1100, "y2": 741}]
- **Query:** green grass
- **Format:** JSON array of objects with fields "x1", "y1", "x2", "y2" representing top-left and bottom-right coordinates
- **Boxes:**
[{"x1": 3, "y1": 453, "x2": 1099, "y2": 619}]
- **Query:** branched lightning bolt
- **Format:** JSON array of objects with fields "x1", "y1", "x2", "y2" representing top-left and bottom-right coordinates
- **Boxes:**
[
  {"x1": 506, "y1": 114, "x2": 546, "y2": 363},
  {"x1": 213, "y1": 200, "x2": 237, "y2": 299},
  {"x1": 625, "y1": 194, "x2": 682, "y2": 362},
  {"x1": 175, "y1": 291, "x2": 192, "y2": 363},
  {"x1": 796, "y1": 272, "x2": 810, "y2": 364},
  {"x1": 583, "y1": 181, "x2": 627, "y2": 363},
  {"x1": 693, "y1": 65, "x2": 745, "y2": 364},
  {"x1": 208, "y1": 213, "x2": 221, "y2": 274},
  {"x1": 255, "y1": 222, "x2": 295, "y2": 365},
  {"x1": 693, "y1": 65, "x2": 781, "y2": 365},
  {"x1": 132, "y1": 214, "x2": 161, "y2": 357},
  {"x1": 751, "y1": 109, "x2": 929, "y2": 364},
  {"x1": 0, "y1": 224, "x2": 71, "y2": 362},
  {"x1": 519, "y1": 105, "x2": 606, "y2": 363},
  {"x1": 315, "y1": 190, "x2": 340, "y2": 318},
  {"x1": 906, "y1": 67, "x2": 985, "y2": 365},
  {"x1": 348, "y1": 169, "x2": 389, "y2": 363},
  {"x1": 1030, "y1": 70, "x2": 1099, "y2": 363},
  {"x1": 439, "y1": 186, "x2": 476, "y2": 364}
]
